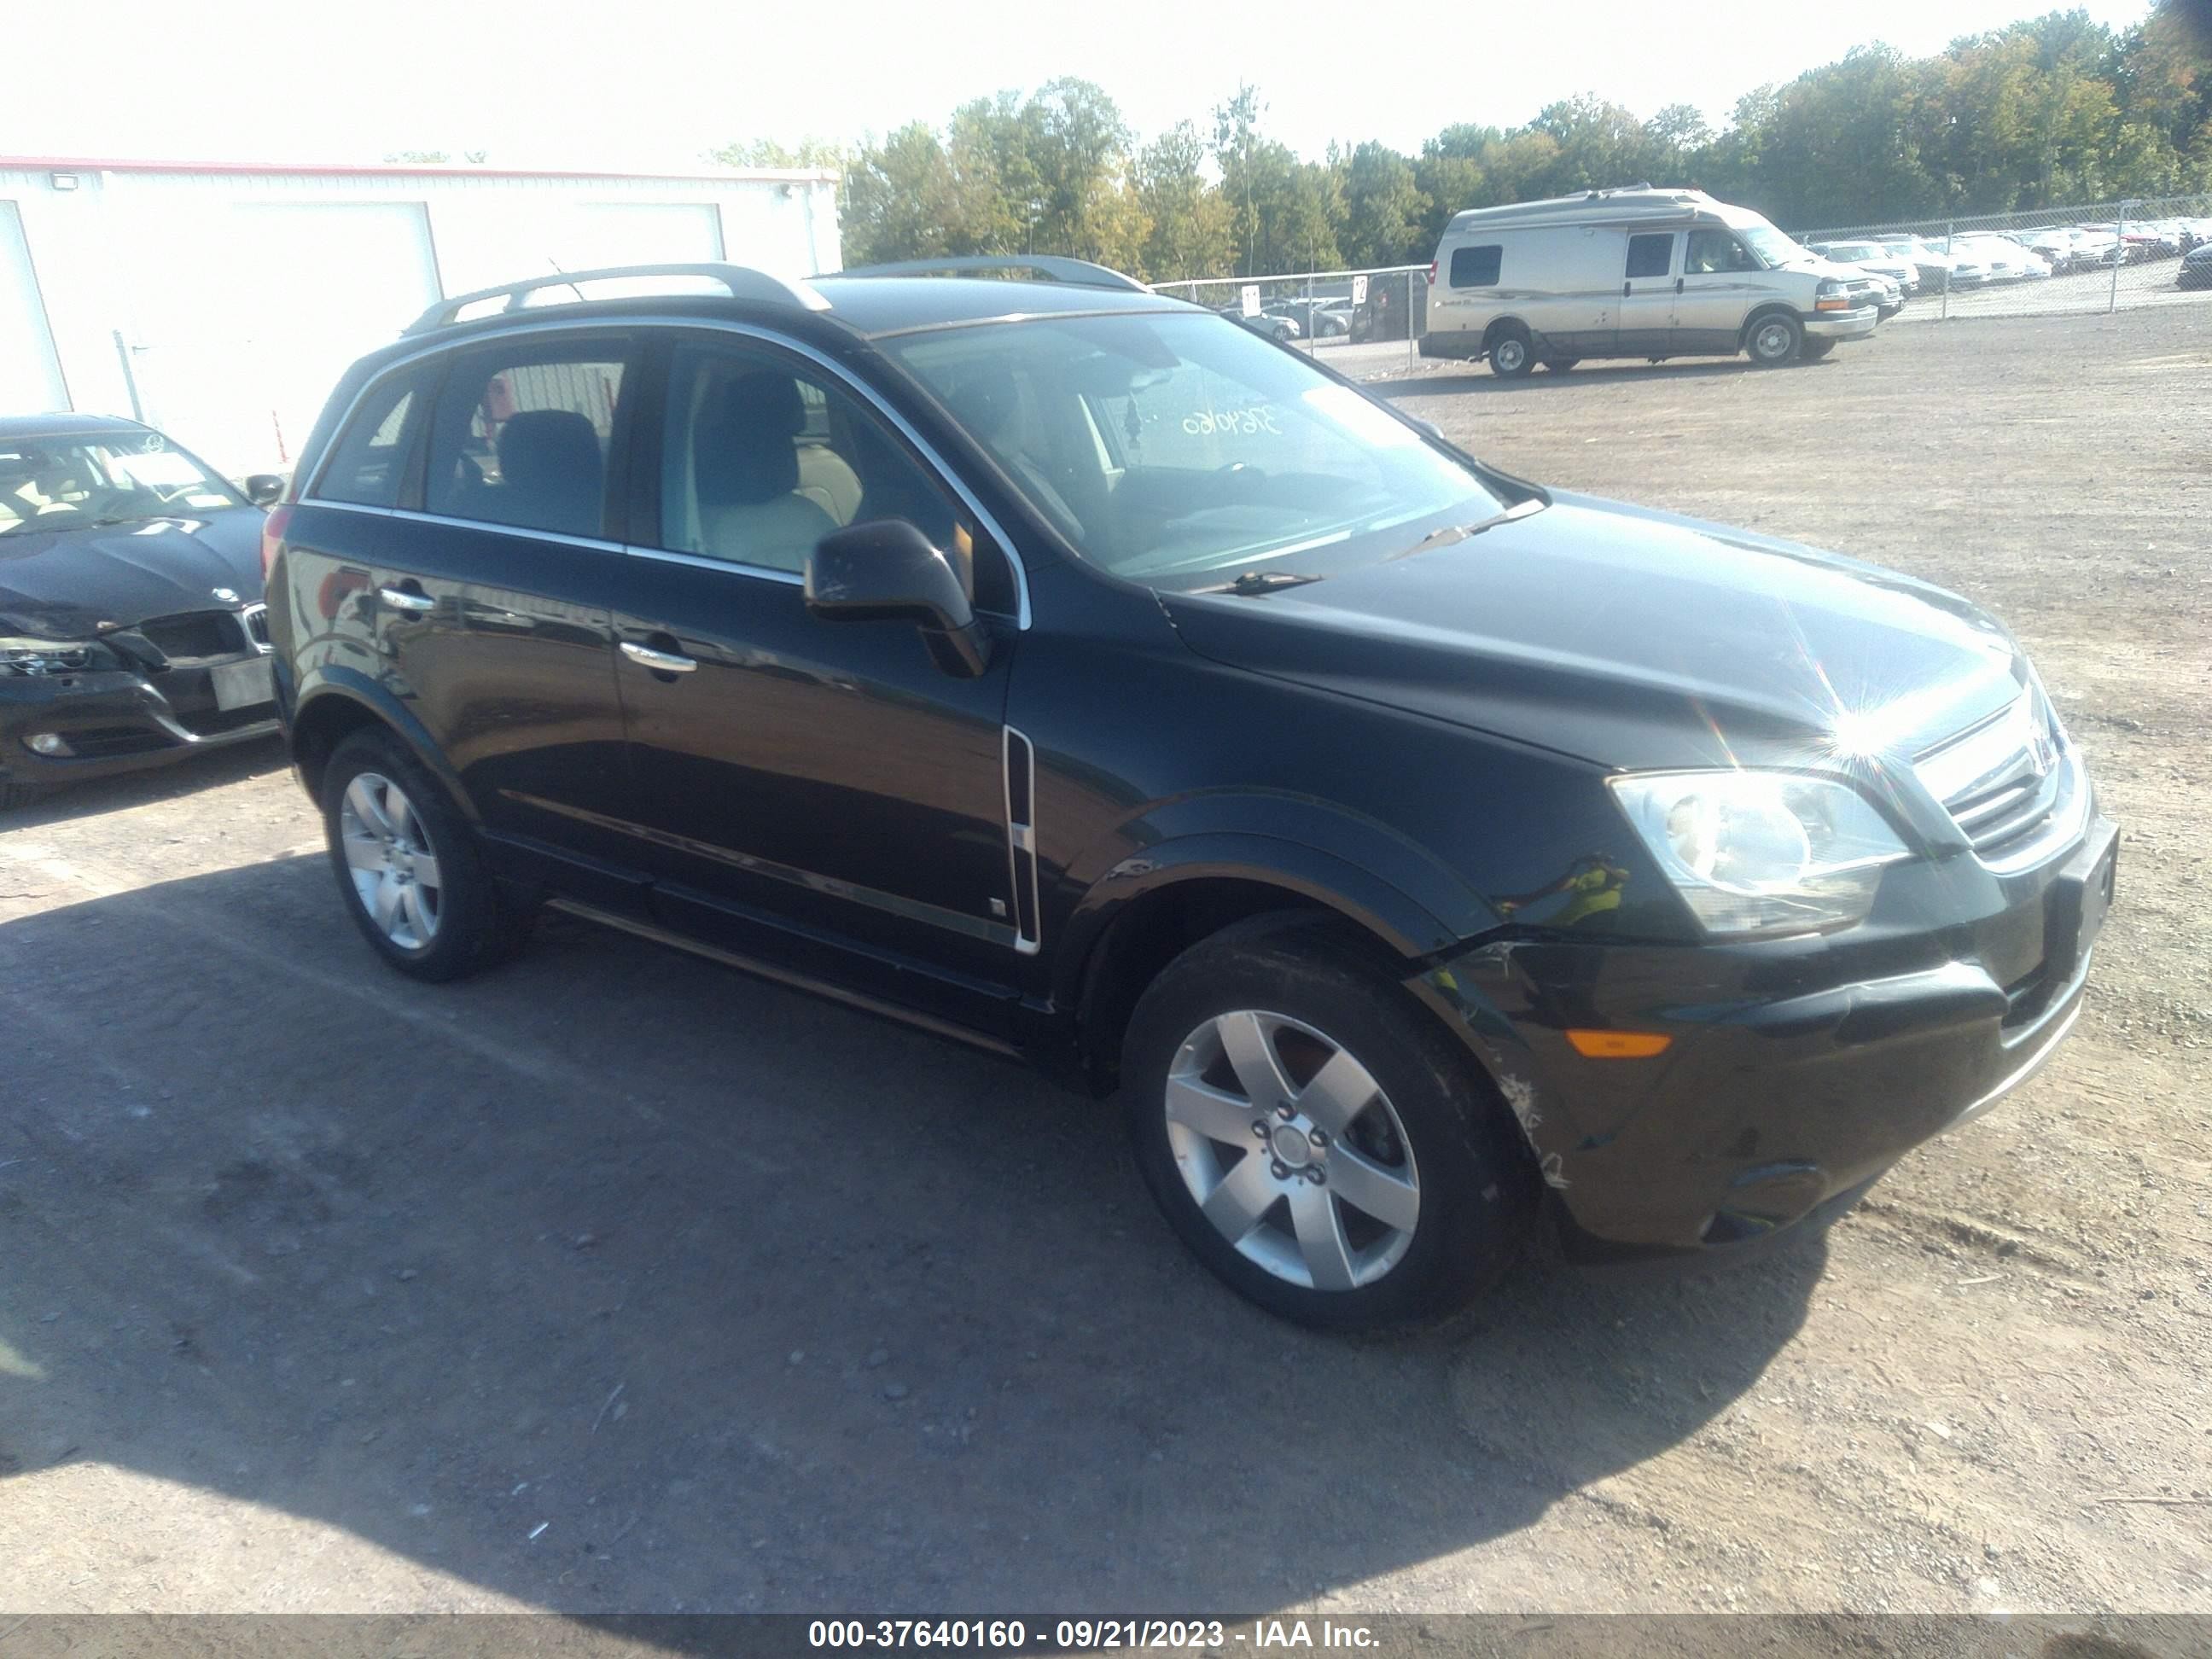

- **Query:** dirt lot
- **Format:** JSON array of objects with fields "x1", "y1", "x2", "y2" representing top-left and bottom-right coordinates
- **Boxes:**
[{"x1": 3, "y1": 307, "x2": 2208, "y2": 1623}]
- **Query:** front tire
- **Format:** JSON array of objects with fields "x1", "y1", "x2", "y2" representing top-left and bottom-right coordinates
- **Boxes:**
[
  {"x1": 1121, "y1": 922, "x2": 1534, "y2": 1329},
  {"x1": 321, "y1": 730, "x2": 533, "y2": 982},
  {"x1": 1745, "y1": 312, "x2": 1803, "y2": 366},
  {"x1": 1487, "y1": 327, "x2": 1534, "y2": 378}
]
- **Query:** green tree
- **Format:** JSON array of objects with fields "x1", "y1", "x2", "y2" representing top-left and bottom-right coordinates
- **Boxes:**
[
  {"x1": 1338, "y1": 142, "x2": 1428, "y2": 266},
  {"x1": 1139, "y1": 120, "x2": 1232, "y2": 280}
]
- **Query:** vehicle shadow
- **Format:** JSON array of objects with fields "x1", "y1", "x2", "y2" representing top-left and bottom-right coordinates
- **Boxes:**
[
  {"x1": 1377, "y1": 358, "x2": 1816, "y2": 399},
  {"x1": 0, "y1": 856, "x2": 1829, "y2": 1613},
  {"x1": 3, "y1": 736, "x2": 290, "y2": 830}
]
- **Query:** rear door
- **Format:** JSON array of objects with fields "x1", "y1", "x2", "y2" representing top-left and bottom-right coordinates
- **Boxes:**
[
  {"x1": 312, "y1": 332, "x2": 646, "y2": 906},
  {"x1": 1617, "y1": 231, "x2": 1680, "y2": 355}
]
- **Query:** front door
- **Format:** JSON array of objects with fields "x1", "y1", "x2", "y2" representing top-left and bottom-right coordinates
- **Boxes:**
[
  {"x1": 610, "y1": 331, "x2": 1025, "y2": 1033},
  {"x1": 1675, "y1": 229, "x2": 1767, "y2": 353},
  {"x1": 1617, "y1": 231, "x2": 1680, "y2": 355}
]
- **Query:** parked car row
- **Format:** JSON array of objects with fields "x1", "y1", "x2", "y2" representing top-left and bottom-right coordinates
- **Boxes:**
[{"x1": 1813, "y1": 216, "x2": 2212, "y2": 289}]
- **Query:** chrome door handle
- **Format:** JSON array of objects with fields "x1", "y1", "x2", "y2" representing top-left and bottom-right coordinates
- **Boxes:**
[
  {"x1": 379, "y1": 586, "x2": 435, "y2": 613},
  {"x1": 620, "y1": 641, "x2": 697, "y2": 674}
]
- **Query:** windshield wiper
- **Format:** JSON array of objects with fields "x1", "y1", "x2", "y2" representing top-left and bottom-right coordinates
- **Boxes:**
[
  {"x1": 1205, "y1": 569, "x2": 1326, "y2": 597},
  {"x1": 1388, "y1": 496, "x2": 1547, "y2": 560}
]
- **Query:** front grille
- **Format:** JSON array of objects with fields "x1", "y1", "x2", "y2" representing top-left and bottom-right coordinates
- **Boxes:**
[
  {"x1": 242, "y1": 602, "x2": 271, "y2": 651},
  {"x1": 1914, "y1": 693, "x2": 2066, "y2": 859},
  {"x1": 138, "y1": 610, "x2": 249, "y2": 665}
]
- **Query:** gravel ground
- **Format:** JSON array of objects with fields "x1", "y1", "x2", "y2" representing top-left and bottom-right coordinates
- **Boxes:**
[{"x1": 1, "y1": 306, "x2": 2207, "y2": 1626}]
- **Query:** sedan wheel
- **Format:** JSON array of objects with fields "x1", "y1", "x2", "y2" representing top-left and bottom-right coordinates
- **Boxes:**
[
  {"x1": 339, "y1": 771, "x2": 443, "y2": 950},
  {"x1": 1164, "y1": 1010, "x2": 1421, "y2": 1292}
]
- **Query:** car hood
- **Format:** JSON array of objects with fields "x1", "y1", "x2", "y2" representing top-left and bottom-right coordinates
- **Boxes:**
[
  {"x1": 1158, "y1": 492, "x2": 2027, "y2": 771},
  {"x1": 0, "y1": 509, "x2": 265, "y2": 639}
]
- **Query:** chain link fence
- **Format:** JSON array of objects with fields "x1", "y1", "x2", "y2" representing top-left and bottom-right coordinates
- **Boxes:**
[
  {"x1": 1147, "y1": 266, "x2": 1434, "y2": 373},
  {"x1": 1797, "y1": 194, "x2": 2212, "y2": 321}
]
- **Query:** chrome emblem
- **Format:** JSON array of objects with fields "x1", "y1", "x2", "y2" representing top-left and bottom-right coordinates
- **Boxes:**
[{"x1": 212, "y1": 587, "x2": 239, "y2": 603}]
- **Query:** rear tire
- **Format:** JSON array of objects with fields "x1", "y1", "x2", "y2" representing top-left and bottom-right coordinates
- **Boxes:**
[
  {"x1": 1121, "y1": 921, "x2": 1535, "y2": 1330},
  {"x1": 1745, "y1": 311, "x2": 1803, "y2": 366},
  {"x1": 1800, "y1": 338, "x2": 1836, "y2": 361},
  {"x1": 320, "y1": 730, "x2": 533, "y2": 982},
  {"x1": 1487, "y1": 327, "x2": 1534, "y2": 378},
  {"x1": 1540, "y1": 357, "x2": 1580, "y2": 372}
]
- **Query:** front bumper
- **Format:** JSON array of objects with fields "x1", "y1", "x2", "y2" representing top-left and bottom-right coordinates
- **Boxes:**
[
  {"x1": 0, "y1": 657, "x2": 279, "y2": 793},
  {"x1": 1421, "y1": 812, "x2": 2117, "y2": 1260},
  {"x1": 1804, "y1": 306, "x2": 1879, "y2": 341}
]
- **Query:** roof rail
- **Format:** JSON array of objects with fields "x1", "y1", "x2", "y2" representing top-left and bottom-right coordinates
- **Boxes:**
[
  {"x1": 403, "y1": 263, "x2": 829, "y2": 335},
  {"x1": 829, "y1": 255, "x2": 1150, "y2": 294}
]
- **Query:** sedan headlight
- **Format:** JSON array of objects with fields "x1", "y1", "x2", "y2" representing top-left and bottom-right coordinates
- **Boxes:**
[
  {"x1": 1, "y1": 636, "x2": 110, "y2": 677},
  {"x1": 1609, "y1": 771, "x2": 1911, "y2": 937}
]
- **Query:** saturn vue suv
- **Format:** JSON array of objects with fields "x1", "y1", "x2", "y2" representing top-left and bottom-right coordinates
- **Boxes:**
[{"x1": 262, "y1": 258, "x2": 2115, "y2": 1328}]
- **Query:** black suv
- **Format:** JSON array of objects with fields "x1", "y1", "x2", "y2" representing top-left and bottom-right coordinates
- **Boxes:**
[{"x1": 265, "y1": 258, "x2": 2115, "y2": 1327}]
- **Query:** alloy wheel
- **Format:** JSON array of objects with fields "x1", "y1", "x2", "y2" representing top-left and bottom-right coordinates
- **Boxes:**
[
  {"x1": 1163, "y1": 1010, "x2": 1421, "y2": 1291},
  {"x1": 339, "y1": 771, "x2": 444, "y2": 950}
]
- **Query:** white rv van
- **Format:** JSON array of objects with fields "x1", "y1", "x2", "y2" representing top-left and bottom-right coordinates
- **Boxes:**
[{"x1": 1423, "y1": 187, "x2": 1883, "y2": 375}]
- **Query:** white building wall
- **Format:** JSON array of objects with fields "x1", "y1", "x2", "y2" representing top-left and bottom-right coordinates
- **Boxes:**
[{"x1": 0, "y1": 161, "x2": 837, "y2": 474}]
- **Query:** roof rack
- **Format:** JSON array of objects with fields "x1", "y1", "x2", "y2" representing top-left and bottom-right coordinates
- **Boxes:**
[
  {"x1": 829, "y1": 255, "x2": 1150, "y2": 294},
  {"x1": 403, "y1": 263, "x2": 829, "y2": 335}
]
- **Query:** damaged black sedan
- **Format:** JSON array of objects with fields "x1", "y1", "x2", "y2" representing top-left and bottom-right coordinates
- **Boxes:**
[{"x1": 0, "y1": 414, "x2": 285, "y2": 808}]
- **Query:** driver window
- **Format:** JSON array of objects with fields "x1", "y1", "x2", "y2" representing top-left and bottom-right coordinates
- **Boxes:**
[
  {"x1": 660, "y1": 342, "x2": 1015, "y2": 613},
  {"x1": 1687, "y1": 230, "x2": 1755, "y2": 274}
]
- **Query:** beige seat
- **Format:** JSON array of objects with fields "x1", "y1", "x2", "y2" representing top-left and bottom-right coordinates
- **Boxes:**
[
  {"x1": 696, "y1": 374, "x2": 837, "y2": 573},
  {"x1": 796, "y1": 444, "x2": 863, "y2": 526}
]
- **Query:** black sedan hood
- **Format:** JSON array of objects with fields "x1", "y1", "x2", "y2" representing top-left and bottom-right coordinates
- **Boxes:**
[
  {"x1": 0, "y1": 510, "x2": 264, "y2": 639},
  {"x1": 1160, "y1": 492, "x2": 2026, "y2": 771}
]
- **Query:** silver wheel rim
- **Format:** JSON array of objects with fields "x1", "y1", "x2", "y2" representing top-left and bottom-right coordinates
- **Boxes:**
[
  {"x1": 1495, "y1": 338, "x2": 1527, "y2": 372},
  {"x1": 1753, "y1": 321, "x2": 1794, "y2": 360},
  {"x1": 1164, "y1": 1010, "x2": 1421, "y2": 1292},
  {"x1": 339, "y1": 771, "x2": 444, "y2": 950}
]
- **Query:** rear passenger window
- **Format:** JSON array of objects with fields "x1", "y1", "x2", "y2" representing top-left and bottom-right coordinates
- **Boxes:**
[
  {"x1": 1625, "y1": 234, "x2": 1674, "y2": 279},
  {"x1": 1448, "y1": 244, "x2": 1502, "y2": 288},
  {"x1": 426, "y1": 346, "x2": 629, "y2": 538},
  {"x1": 315, "y1": 374, "x2": 424, "y2": 508}
]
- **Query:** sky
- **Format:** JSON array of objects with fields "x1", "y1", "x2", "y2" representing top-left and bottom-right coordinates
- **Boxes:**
[{"x1": 5, "y1": 0, "x2": 2157, "y2": 172}]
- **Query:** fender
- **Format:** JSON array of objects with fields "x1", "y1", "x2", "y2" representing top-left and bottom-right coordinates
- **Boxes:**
[
  {"x1": 289, "y1": 667, "x2": 481, "y2": 824},
  {"x1": 1050, "y1": 789, "x2": 1503, "y2": 1014}
]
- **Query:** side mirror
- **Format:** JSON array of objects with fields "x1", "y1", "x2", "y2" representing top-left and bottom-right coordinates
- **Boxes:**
[
  {"x1": 804, "y1": 519, "x2": 992, "y2": 678},
  {"x1": 243, "y1": 474, "x2": 285, "y2": 507}
]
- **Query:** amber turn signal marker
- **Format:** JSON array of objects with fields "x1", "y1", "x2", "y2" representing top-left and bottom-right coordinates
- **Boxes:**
[{"x1": 1565, "y1": 1029, "x2": 1673, "y2": 1058}]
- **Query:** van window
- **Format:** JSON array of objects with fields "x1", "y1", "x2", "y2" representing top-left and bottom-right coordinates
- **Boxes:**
[
  {"x1": 1687, "y1": 230, "x2": 1760, "y2": 275},
  {"x1": 1625, "y1": 234, "x2": 1674, "y2": 279},
  {"x1": 1448, "y1": 244, "x2": 1503, "y2": 288}
]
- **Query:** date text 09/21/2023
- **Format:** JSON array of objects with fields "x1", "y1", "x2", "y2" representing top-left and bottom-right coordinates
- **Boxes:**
[{"x1": 806, "y1": 1621, "x2": 1381, "y2": 1650}]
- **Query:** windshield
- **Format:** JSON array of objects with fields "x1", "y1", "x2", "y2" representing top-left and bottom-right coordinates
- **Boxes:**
[
  {"x1": 882, "y1": 311, "x2": 1505, "y2": 587},
  {"x1": 0, "y1": 434, "x2": 242, "y2": 536},
  {"x1": 1737, "y1": 218, "x2": 1817, "y2": 268}
]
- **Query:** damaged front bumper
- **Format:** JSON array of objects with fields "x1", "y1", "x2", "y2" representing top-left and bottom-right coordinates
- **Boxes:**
[{"x1": 1412, "y1": 814, "x2": 2117, "y2": 1260}]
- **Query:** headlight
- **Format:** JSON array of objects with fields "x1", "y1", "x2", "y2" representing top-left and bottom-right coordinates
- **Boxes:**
[
  {"x1": 1, "y1": 636, "x2": 108, "y2": 677},
  {"x1": 1609, "y1": 771, "x2": 1910, "y2": 937}
]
